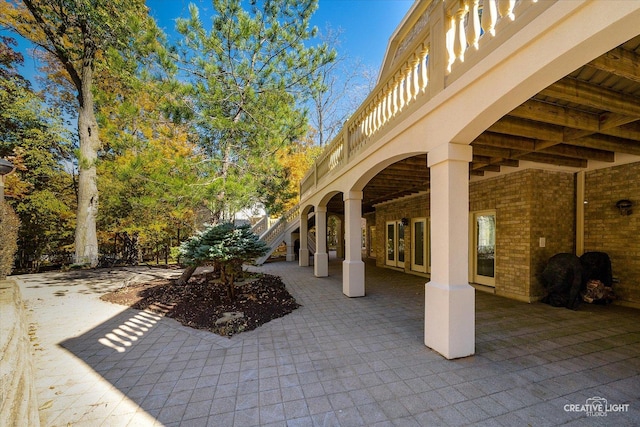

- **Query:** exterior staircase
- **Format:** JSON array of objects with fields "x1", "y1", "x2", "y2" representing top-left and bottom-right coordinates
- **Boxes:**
[{"x1": 253, "y1": 204, "x2": 315, "y2": 265}]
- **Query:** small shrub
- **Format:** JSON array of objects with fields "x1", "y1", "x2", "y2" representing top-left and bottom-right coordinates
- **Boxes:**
[{"x1": 0, "y1": 204, "x2": 20, "y2": 279}]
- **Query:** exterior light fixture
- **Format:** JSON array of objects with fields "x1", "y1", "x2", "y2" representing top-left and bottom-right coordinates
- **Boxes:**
[{"x1": 615, "y1": 199, "x2": 633, "y2": 216}]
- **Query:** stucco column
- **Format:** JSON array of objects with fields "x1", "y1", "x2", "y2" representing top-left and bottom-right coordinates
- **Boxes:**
[
  {"x1": 299, "y1": 211, "x2": 309, "y2": 267},
  {"x1": 335, "y1": 216, "x2": 344, "y2": 259},
  {"x1": 314, "y1": 206, "x2": 329, "y2": 277},
  {"x1": 425, "y1": 142, "x2": 475, "y2": 359},
  {"x1": 284, "y1": 232, "x2": 295, "y2": 262},
  {"x1": 343, "y1": 191, "x2": 365, "y2": 297}
]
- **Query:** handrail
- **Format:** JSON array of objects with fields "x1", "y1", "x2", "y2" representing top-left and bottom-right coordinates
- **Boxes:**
[
  {"x1": 250, "y1": 215, "x2": 269, "y2": 236},
  {"x1": 259, "y1": 204, "x2": 301, "y2": 246},
  {"x1": 300, "y1": 0, "x2": 544, "y2": 198}
]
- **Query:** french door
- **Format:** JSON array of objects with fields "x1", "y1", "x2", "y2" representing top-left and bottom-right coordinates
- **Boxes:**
[
  {"x1": 472, "y1": 211, "x2": 496, "y2": 286},
  {"x1": 411, "y1": 218, "x2": 430, "y2": 273},
  {"x1": 385, "y1": 220, "x2": 405, "y2": 267}
]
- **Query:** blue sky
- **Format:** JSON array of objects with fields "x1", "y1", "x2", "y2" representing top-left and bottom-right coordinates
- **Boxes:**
[
  {"x1": 148, "y1": 0, "x2": 414, "y2": 72},
  {"x1": 10, "y1": 1, "x2": 414, "y2": 92}
]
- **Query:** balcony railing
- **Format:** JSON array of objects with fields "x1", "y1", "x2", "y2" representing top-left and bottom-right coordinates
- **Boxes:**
[{"x1": 300, "y1": 0, "x2": 547, "y2": 198}]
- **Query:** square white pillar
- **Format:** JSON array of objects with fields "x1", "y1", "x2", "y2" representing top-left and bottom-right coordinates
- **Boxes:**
[
  {"x1": 343, "y1": 191, "x2": 365, "y2": 297},
  {"x1": 299, "y1": 212, "x2": 309, "y2": 267},
  {"x1": 284, "y1": 233, "x2": 296, "y2": 262},
  {"x1": 425, "y1": 143, "x2": 475, "y2": 359},
  {"x1": 314, "y1": 206, "x2": 328, "y2": 277}
]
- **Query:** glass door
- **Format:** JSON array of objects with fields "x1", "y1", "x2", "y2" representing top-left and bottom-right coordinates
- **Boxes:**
[
  {"x1": 385, "y1": 220, "x2": 405, "y2": 267},
  {"x1": 473, "y1": 211, "x2": 496, "y2": 286},
  {"x1": 411, "y1": 218, "x2": 429, "y2": 273},
  {"x1": 386, "y1": 221, "x2": 396, "y2": 265}
]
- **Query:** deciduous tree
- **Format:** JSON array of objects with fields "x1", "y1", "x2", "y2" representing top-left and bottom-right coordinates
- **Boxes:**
[
  {"x1": 0, "y1": 0, "x2": 160, "y2": 266},
  {"x1": 0, "y1": 35, "x2": 75, "y2": 271}
]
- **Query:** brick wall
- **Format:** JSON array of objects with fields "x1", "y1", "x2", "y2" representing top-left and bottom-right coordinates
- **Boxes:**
[
  {"x1": 471, "y1": 169, "x2": 574, "y2": 300},
  {"x1": 584, "y1": 162, "x2": 640, "y2": 307},
  {"x1": 529, "y1": 171, "x2": 575, "y2": 297},
  {"x1": 469, "y1": 169, "x2": 575, "y2": 301},
  {"x1": 368, "y1": 165, "x2": 640, "y2": 307},
  {"x1": 371, "y1": 169, "x2": 575, "y2": 302}
]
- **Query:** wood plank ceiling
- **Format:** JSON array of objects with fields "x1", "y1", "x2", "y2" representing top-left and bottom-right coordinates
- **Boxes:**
[{"x1": 329, "y1": 34, "x2": 640, "y2": 215}]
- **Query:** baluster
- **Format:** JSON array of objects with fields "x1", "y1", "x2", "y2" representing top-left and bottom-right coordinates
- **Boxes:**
[
  {"x1": 466, "y1": 0, "x2": 481, "y2": 50},
  {"x1": 498, "y1": 0, "x2": 515, "y2": 20},
  {"x1": 392, "y1": 80, "x2": 399, "y2": 115},
  {"x1": 383, "y1": 90, "x2": 389, "y2": 120},
  {"x1": 412, "y1": 55, "x2": 420, "y2": 100},
  {"x1": 364, "y1": 112, "x2": 370, "y2": 137},
  {"x1": 369, "y1": 108, "x2": 375, "y2": 135},
  {"x1": 398, "y1": 74, "x2": 406, "y2": 110},
  {"x1": 420, "y1": 45, "x2": 429, "y2": 92},
  {"x1": 373, "y1": 103, "x2": 380, "y2": 132},
  {"x1": 369, "y1": 109, "x2": 374, "y2": 135},
  {"x1": 405, "y1": 66, "x2": 412, "y2": 105},
  {"x1": 446, "y1": 13, "x2": 456, "y2": 73},
  {"x1": 481, "y1": 0, "x2": 497, "y2": 36},
  {"x1": 386, "y1": 88, "x2": 393, "y2": 119},
  {"x1": 453, "y1": 4, "x2": 467, "y2": 62},
  {"x1": 370, "y1": 103, "x2": 377, "y2": 133}
]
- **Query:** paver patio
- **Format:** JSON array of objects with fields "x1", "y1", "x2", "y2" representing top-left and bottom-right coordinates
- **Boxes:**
[{"x1": 14, "y1": 257, "x2": 640, "y2": 426}]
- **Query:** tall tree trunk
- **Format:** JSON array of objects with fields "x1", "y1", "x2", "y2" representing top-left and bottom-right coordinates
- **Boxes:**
[{"x1": 74, "y1": 64, "x2": 100, "y2": 267}]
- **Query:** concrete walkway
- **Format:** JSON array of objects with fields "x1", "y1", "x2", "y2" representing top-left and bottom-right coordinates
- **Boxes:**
[{"x1": 14, "y1": 259, "x2": 640, "y2": 426}]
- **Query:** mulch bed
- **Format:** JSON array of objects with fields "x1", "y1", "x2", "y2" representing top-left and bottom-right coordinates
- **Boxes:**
[{"x1": 100, "y1": 272, "x2": 300, "y2": 337}]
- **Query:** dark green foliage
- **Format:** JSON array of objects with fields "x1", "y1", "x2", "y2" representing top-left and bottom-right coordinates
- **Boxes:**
[
  {"x1": 0, "y1": 204, "x2": 20, "y2": 279},
  {"x1": 178, "y1": 223, "x2": 268, "y2": 299}
]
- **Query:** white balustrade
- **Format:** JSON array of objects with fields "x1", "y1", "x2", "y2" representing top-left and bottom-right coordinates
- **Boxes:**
[{"x1": 298, "y1": 0, "x2": 542, "y2": 199}]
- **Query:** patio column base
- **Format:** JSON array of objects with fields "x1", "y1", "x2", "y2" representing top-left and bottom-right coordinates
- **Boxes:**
[
  {"x1": 299, "y1": 249, "x2": 309, "y2": 267},
  {"x1": 343, "y1": 260, "x2": 365, "y2": 297},
  {"x1": 425, "y1": 281, "x2": 475, "y2": 359},
  {"x1": 314, "y1": 252, "x2": 328, "y2": 277}
]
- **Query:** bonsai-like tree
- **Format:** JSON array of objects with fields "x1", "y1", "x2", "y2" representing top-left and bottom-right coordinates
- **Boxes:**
[{"x1": 177, "y1": 224, "x2": 268, "y2": 300}]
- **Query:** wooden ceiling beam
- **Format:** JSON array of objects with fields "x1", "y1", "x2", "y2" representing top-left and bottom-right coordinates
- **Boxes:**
[
  {"x1": 540, "y1": 143, "x2": 615, "y2": 162},
  {"x1": 472, "y1": 145, "x2": 518, "y2": 158},
  {"x1": 540, "y1": 77, "x2": 640, "y2": 117},
  {"x1": 601, "y1": 121, "x2": 640, "y2": 141},
  {"x1": 599, "y1": 112, "x2": 639, "y2": 130},
  {"x1": 519, "y1": 152, "x2": 588, "y2": 168},
  {"x1": 509, "y1": 99, "x2": 600, "y2": 131},
  {"x1": 567, "y1": 134, "x2": 640, "y2": 156},
  {"x1": 474, "y1": 132, "x2": 536, "y2": 151},
  {"x1": 477, "y1": 164, "x2": 501, "y2": 172},
  {"x1": 587, "y1": 46, "x2": 640, "y2": 84},
  {"x1": 489, "y1": 116, "x2": 564, "y2": 141}
]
